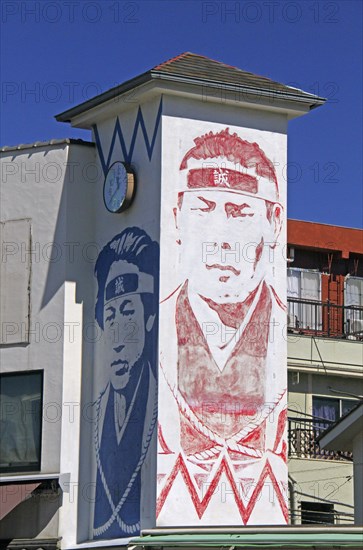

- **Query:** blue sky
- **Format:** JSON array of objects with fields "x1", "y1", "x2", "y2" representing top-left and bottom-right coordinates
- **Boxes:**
[{"x1": 1, "y1": 0, "x2": 362, "y2": 228}]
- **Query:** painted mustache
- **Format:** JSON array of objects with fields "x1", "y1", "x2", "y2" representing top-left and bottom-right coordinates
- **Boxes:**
[{"x1": 206, "y1": 263, "x2": 241, "y2": 276}]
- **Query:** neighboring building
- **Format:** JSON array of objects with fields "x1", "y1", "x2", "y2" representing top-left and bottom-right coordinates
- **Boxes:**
[
  {"x1": 319, "y1": 401, "x2": 363, "y2": 526},
  {"x1": 0, "y1": 139, "x2": 96, "y2": 545},
  {"x1": 1, "y1": 54, "x2": 362, "y2": 550},
  {"x1": 286, "y1": 220, "x2": 363, "y2": 526}
]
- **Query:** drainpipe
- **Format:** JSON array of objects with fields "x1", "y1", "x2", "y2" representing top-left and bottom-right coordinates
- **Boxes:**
[{"x1": 288, "y1": 474, "x2": 298, "y2": 525}]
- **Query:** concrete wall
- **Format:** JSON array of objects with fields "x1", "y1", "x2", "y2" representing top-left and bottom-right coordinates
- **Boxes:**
[
  {"x1": 288, "y1": 334, "x2": 363, "y2": 378},
  {"x1": 289, "y1": 458, "x2": 354, "y2": 525}
]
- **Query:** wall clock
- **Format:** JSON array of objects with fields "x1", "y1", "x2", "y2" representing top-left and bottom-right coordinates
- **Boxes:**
[{"x1": 103, "y1": 161, "x2": 136, "y2": 213}]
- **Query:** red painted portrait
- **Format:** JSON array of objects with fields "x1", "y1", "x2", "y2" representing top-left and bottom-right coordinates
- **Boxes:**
[{"x1": 157, "y1": 126, "x2": 288, "y2": 525}]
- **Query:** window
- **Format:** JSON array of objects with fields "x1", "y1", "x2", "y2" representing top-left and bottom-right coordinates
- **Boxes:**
[
  {"x1": 301, "y1": 501, "x2": 334, "y2": 525},
  {"x1": 287, "y1": 268, "x2": 322, "y2": 331},
  {"x1": 0, "y1": 219, "x2": 31, "y2": 344},
  {"x1": 345, "y1": 276, "x2": 363, "y2": 337},
  {"x1": 312, "y1": 396, "x2": 357, "y2": 431},
  {"x1": 0, "y1": 371, "x2": 43, "y2": 473}
]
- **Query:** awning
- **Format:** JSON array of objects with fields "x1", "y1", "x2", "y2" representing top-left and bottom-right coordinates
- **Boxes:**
[
  {"x1": 0, "y1": 482, "x2": 41, "y2": 520},
  {"x1": 129, "y1": 527, "x2": 363, "y2": 548},
  {"x1": 0, "y1": 475, "x2": 61, "y2": 539}
]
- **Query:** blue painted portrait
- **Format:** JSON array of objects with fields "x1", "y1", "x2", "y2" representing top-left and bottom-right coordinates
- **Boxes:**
[{"x1": 93, "y1": 227, "x2": 159, "y2": 538}]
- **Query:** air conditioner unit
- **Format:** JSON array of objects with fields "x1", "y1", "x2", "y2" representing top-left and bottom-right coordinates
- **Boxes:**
[{"x1": 287, "y1": 247, "x2": 295, "y2": 264}]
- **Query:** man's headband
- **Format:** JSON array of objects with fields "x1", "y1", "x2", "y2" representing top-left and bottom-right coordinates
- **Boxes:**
[
  {"x1": 105, "y1": 272, "x2": 154, "y2": 303},
  {"x1": 183, "y1": 167, "x2": 280, "y2": 204},
  {"x1": 179, "y1": 154, "x2": 280, "y2": 203},
  {"x1": 187, "y1": 168, "x2": 258, "y2": 193}
]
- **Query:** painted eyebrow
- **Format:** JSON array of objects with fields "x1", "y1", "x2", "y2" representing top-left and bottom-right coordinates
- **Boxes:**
[
  {"x1": 190, "y1": 196, "x2": 216, "y2": 211},
  {"x1": 105, "y1": 306, "x2": 116, "y2": 320},
  {"x1": 119, "y1": 299, "x2": 134, "y2": 313}
]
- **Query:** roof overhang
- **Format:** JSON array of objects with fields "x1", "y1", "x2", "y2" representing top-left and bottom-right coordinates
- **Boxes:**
[
  {"x1": 55, "y1": 72, "x2": 325, "y2": 128},
  {"x1": 319, "y1": 402, "x2": 363, "y2": 452}
]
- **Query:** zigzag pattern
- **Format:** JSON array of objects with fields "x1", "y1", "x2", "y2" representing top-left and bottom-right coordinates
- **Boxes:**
[
  {"x1": 93, "y1": 98, "x2": 163, "y2": 176},
  {"x1": 156, "y1": 453, "x2": 288, "y2": 523}
]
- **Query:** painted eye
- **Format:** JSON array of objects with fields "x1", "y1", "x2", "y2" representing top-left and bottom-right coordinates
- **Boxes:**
[
  {"x1": 121, "y1": 308, "x2": 135, "y2": 317},
  {"x1": 225, "y1": 202, "x2": 255, "y2": 218},
  {"x1": 119, "y1": 300, "x2": 135, "y2": 317}
]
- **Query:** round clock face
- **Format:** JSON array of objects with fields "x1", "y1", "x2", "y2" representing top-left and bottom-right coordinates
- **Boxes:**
[{"x1": 103, "y1": 161, "x2": 134, "y2": 213}]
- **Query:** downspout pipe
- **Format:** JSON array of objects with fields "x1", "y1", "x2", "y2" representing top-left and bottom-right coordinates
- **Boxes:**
[{"x1": 288, "y1": 474, "x2": 298, "y2": 525}]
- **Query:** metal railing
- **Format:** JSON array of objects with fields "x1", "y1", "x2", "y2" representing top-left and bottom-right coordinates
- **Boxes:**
[
  {"x1": 287, "y1": 298, "x2": 363, "y2": 339},
  {"x1": 289, "y1": 506, "x2": 354, "y2": 525},
  {"x1": 288, "y1": 417, "x2": 353, "y2": 461}
]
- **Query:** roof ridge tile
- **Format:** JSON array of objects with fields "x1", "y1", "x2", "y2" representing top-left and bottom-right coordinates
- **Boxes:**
[{"x1": 153, "y1": 52, "x2": 191, "y2": 70}]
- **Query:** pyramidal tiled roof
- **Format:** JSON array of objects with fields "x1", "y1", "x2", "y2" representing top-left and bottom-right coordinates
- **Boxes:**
[
  {"x1": 56, "y1": 52, "x2": 325, "y2": 122},
  {"x1": 152, "y1": 52, "x2": 313, "y2": 98}
]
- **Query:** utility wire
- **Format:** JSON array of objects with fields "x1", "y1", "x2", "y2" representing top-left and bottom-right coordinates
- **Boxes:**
[
  {"x1": 297, "y1": 475, "x2": 353, "y2": 483},
  {"x1": 325, "y1": 476, "x2": 353, "y2": 499}
]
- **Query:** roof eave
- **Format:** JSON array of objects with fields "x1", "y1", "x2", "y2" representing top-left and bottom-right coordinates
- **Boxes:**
[
  {"x1": 56, "y1": 71, "x2": 325, "y2": 124},
  {"x1": 0, "y1": 138, "x2": 95, "y2": 153},
  {"x1": 152, "y1": 71, "x2": 326, "y2": 109},
  {"x1": 55, "y1": 71, "x2": 152, "y2": 122}
]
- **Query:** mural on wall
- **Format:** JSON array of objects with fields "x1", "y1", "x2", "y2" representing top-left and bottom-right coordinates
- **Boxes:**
[
  {"x1": 93, "y1": 98, "x2": 163, "y2": 175},
  {"x1": 93, "y1": 227, "x2": 159, "y2": 538},
  {"x1": 157, "y1": 126, "x2": 288, "y2": 524}
]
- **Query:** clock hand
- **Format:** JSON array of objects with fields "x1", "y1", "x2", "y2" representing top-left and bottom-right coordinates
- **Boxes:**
[{"x1": 109, "y1": 176, "x2": 122, "y2": 202}]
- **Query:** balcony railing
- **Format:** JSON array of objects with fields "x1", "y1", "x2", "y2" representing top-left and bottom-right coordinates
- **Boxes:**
[
  {"x1": 287, "y1": 298, "x2": 363, "y2": 339},
  {"x1": 288, "y1": 417, "x2": 353, "y2": 461}
]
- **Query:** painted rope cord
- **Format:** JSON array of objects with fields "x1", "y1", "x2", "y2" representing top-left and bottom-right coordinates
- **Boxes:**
[
  {"x1": 113, "y1": 364, "x2": 145, "y2": 447},
  {"x1": 161, "y1": 362, "x2": 286, "y2": 460},
  {"x1": 93, "y1": 364, "x2": 158, "y2": 536},
  {"x1": 160, "y1": 282, "x2": 285, "y2": 459}
]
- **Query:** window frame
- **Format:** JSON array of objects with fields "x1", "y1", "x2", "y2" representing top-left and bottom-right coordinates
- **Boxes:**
[
  {"x1": 0, "y1": 370, "x2": 43, "y2": 474},
  {"x1": 300, "y1": 500, "x2": 335, "y2": 525},
  {"x1": 312, "y1": 395, "x2": 358, "y2": 430},
  {"x1": 287, "y1": 268, "x2": 322, "y2": 331}
]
